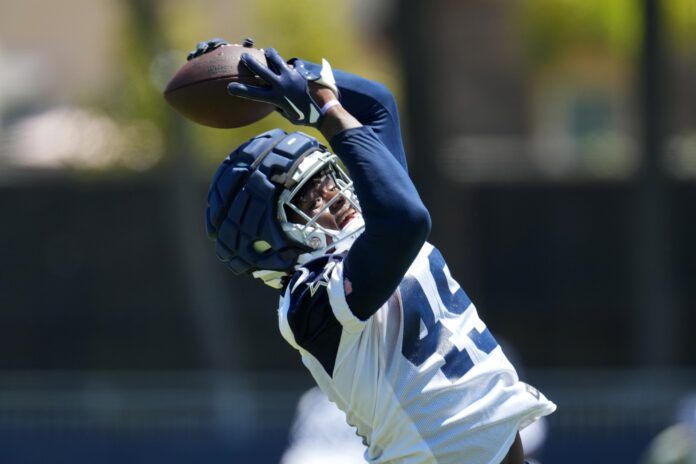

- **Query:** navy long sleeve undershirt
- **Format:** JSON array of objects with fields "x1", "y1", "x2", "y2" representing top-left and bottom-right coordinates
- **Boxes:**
[
  {"x1": 300, "y1": 62, "x2": 408, "y2": 171},
  {"x1": 320, "y1": 70, "x2": 431, "y2": 320},
  {"x1": 330, "y1": 126, "x2": 430, "y2": 321},
  {"x1": 332, "y1": 69, "x2": 408, "y2": 172},
  {"x1": 288, "y1": 64, "x2": 431, "y2": 319}
]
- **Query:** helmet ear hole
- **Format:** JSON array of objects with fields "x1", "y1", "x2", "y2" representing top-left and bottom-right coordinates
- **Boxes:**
[{"x1": 252, "y1": 240, "x2": 273, "y2": 254}]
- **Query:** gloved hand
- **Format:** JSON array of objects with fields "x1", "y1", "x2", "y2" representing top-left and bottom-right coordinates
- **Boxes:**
[
  {"x1": 187, "y1": 38, "x2": 229, "y2": 61},
  {"x1": 227, "y1": 47, "x2": 339, "y2": 128}
]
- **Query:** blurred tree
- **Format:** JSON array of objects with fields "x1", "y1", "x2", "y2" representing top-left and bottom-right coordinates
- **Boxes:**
[
  {"x1": 75, "y1": 0, "x2": 171, "y2": 172},
  {"x1": 90, "y1": 0, "x2": 399, "y2": 171},
  {"x1": 518, "y1": 0, "x2": 641, "y2": 67},
  {"x1": 519, "y1": 0, "x2": 696, "y2": 66},
  {"x1": 664, "y1": 0, "x2": 696, "y2": 55},
  {"x1": 113, "y1": 0, "x2": 168, "y2": 125},
  {"x1": 158, "y1": 0, "x2": 400, "y2": 167}
]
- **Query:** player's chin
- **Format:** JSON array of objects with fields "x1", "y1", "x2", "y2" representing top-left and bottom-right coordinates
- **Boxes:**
[{"x1": 337, "y1": 209, "x2": 358, "y2": 230}]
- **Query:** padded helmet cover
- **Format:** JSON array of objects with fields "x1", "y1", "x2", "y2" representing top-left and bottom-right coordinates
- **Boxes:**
[{"x1": 206, "y1": 129, "x2": 322, "y2": 275}]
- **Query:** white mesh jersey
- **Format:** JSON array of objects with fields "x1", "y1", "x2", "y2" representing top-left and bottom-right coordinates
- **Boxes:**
[{"x1": 278, "y1": 242, "x2": 556, "y2": 464}]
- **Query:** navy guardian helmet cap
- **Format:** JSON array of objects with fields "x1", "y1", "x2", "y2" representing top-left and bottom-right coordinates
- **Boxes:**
[{"x1": 206, "y1": 129, "x2": 362, "y2": 286}]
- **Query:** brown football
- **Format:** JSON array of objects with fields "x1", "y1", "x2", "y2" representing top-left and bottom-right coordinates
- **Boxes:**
[{"x1": 163, "y1": 44, "x2": 275, "y2": 128}]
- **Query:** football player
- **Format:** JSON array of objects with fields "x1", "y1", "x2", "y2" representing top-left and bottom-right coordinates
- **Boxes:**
[{"x1": 197, "y1": 39, "x2": 556, "y2": 464}]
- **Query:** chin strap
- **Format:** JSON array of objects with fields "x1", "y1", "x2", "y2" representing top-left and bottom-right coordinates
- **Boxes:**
[
  {"x1": 254, "y1": 217, "x2": 365, "y2": 290},
  {"x1": 251, "y1": 269, "x2": 288, "y2": 289}
]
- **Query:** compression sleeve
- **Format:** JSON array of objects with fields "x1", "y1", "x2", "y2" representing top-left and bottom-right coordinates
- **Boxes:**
[
  {"x1": 333, "y1": 70, "x2": 408, "y2": 172},
  {"x1": 298, "y1": 61, "x2": 407, "y2": 171},
  {"x1": 330, "y1": 126, "x2": 431, "y2": 320}
]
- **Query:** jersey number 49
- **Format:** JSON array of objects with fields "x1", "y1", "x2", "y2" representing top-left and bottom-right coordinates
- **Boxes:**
[{"x1": 400, "y1": 249, "x2": 499, "y2": 382}]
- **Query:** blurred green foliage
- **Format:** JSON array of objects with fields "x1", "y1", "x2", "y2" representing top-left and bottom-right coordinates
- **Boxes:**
[
  {"x1": 519, "y1": 0, "x2": 696, "y2": 67},
  {"x1": 113, "y1": 0, "x2": 168, "y2": 127},
  {"x1": 518, "y1": 0, "x2": 641, "y2": 67},
  {"x1": 25, "y1": 0, "x2": 696, "y2": 174},
  {"x1": 154, "y1": 0, "x2": 399, "y2": 168},
  {"x1": 664, "y1": 0, "x2": 696, "y2": 54},
  {"x1": 102, "y1": 0, "x2": 399, "y2": 172}
]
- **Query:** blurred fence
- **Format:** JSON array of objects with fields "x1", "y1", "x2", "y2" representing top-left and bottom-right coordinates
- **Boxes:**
[
  {"x1": 0, "y1": 369, "x2": 693, "y2": 463},
  {"x1": 1, "y1": 177, "x2": 694, "y2": 371},
  {"x1": 1, "y1": 1, "x2": 695, "y2": 462}
]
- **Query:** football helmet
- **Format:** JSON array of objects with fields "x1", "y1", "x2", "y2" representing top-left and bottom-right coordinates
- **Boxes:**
[{"x1": 206, "y1": 129, "x2": 363, "y2": 288}]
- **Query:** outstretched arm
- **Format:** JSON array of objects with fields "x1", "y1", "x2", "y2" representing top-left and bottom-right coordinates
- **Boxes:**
[
  {"x1": 312, "y1": 88, "x2": 430, "y2": 319},
  {"x1": 335, "y1": 70, "x2": 408, "y2": 171},
  {"x1": 335, "y1": 127, "x2": 430, "y2": 319}
]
